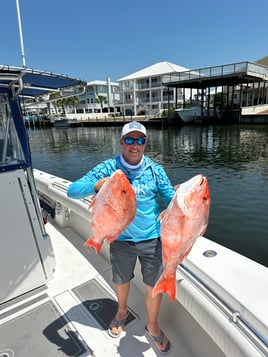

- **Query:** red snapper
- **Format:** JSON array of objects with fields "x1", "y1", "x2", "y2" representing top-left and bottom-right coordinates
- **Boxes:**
[
  {"x1": 84, "y1": 169, "x2": 136, "y2": 254},
  {"x1": 153, "y1": 174, "x2": 210, "y2": 301}
]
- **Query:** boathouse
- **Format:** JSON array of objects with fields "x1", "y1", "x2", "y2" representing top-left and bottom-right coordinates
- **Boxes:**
[{"x1": 163, "y1": 60, "x2": 268, "y2": 123}]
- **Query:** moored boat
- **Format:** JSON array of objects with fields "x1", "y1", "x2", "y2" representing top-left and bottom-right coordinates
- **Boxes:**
[
  {"x1": 52, "y1": 116, "x2": 78, "y2": 127},
  {"x1": 0, "y1": 65, "x2": 267, "y2": 357},
  {"x1": 175, "y1": 106, "x2": 220, "y2": 124}
]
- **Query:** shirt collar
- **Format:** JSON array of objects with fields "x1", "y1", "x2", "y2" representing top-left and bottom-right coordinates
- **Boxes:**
[{"x1": 120, "y1": 153, "x2": 143, "y2": 169}]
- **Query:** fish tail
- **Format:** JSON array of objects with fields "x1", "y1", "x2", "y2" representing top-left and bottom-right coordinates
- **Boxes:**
[
  {"x1": 152, "y1": 274, "x2": 176, "y2": 302},
  {"x1": 84, "y1": 237, "x2": 102, "y2": 254}
]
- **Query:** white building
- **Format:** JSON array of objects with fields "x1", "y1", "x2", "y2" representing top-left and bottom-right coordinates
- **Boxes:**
[
  {"x1": 117, "y1": 61, "x2": 193, "y2": 117},
  {"x1": 76, "y1": 78, "x2": 120, "y2": 116},
  {"x1": 34, "y1": 62, "x2": 196, "y2": 120}
]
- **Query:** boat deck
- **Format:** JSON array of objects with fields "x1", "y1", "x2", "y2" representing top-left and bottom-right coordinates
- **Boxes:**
[
  {"x1": 0, "y1": 222, "x2": 209, "y2": 357},
  {"x1": 2, "y1": 217, "x2": 267, "y2": 356}
]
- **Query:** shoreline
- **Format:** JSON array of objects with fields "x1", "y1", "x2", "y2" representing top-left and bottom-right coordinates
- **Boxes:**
[{"x1": 24, "y1": 114, "x2": 268, "y2": 128}]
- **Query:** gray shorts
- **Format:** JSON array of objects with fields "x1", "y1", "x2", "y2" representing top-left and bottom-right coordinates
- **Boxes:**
[{"x1": 110, "y1": 238, "x2": 163, "y2": 287}]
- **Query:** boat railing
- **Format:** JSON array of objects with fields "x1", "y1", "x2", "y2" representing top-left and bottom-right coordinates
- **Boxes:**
[
  {"x1": 177, "y1": 262, "x2": 267, "y2": 356},
  {"x1": 33, "y1": 169, "x2": 93, "y2": 226}
]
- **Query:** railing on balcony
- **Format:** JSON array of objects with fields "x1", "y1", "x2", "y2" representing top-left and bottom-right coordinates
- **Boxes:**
[
  {"x1": 136, "y1": 83, "x2": 150, "y2": 89},
  {"x1": 151, "y1": 82, "x2": 162, "y2": 88},
  {"x1": 136, "y1": 81, "x2": 163, "y2": 89},
  {"x1": 162, "y1": 62, "x2": 268, "y2": 85}
]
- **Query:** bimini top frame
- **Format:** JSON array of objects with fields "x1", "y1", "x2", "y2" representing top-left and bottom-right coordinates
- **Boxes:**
[
  {"x1": 0, "y1": 65, "x2": 86, "y2": 171},
  {"x1": 0, "y1": 65, "x2": 86, "y2": 99}
]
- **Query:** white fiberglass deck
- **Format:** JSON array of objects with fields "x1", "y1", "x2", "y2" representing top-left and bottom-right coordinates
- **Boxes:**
[
  {"x1": 1, "y1": 213, "x2": 267, "y2": 356},
  {"x1": 42, "y1": 223, "x2": 225, "y2": 357}
]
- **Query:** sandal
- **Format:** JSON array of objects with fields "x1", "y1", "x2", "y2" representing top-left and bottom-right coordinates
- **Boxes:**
[
  {"x1": 145, "y1": 326, "x2": 171, "y2": 355},
  {"x1": 108, "y1": 314, "x2": 128, "y2": 338}
]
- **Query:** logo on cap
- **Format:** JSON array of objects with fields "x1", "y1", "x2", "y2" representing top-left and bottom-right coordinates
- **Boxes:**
[{"x1": 129, "y1": 122, "x2": 142, "y2": 129}]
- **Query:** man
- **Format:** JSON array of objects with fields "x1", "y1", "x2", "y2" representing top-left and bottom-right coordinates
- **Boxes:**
[{"x1": 67, "y1": 121, "x2": 174, "y2": 353}]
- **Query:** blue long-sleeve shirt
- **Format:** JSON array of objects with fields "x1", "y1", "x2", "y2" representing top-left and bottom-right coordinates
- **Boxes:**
[{"x1": 67, "y1": 155, "x2": 175, "y2": 242}]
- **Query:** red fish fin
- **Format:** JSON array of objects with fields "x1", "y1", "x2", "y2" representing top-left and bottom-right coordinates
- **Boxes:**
[
  {"x1": 199, "y1": 226, "x2": 207, "y2": 237},
  {"x1": 180, "y1": 243, "x2": 195, "y2": 263},
  {"x1": 158, "y1": 209, "x2": 166, "y2": 222},
  {"x1": 106, "y1": 236, "x2": 118, "y2": 244},
  {"x1": 88, "y1": 196, "x2": 97, "y2": 209},
  {"x1": 84, "y1": 237, "x2": 102, "y2": 254},
  {"x1": 152, "y1": 274, "x2": 176, "y2": 302}
]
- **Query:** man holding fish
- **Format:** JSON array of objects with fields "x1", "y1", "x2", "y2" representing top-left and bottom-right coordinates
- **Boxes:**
[
  {"x1": 68, "y1": 121, "x2": 174, "y2": 354},
  {"x1": 67, "y1": 121, "x2": 210, "y2": 354}
]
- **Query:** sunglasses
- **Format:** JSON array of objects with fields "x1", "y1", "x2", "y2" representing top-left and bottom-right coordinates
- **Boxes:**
[{"x1": 123, "y1": 137, "x2": 146, "y2": 145}]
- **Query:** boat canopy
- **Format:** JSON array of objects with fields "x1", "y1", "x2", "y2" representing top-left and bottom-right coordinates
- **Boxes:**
[{"x1": 0, "y1": 65, "x2": 85, "y2": 98}]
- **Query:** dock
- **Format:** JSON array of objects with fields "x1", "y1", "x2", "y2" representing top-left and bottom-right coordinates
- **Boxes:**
[
  {"x1": 24, "y1": 116, "x2": 170, "y2": 129},
  {"x1": 24, "y1": 112, "x2": 268, "y2": 128}
]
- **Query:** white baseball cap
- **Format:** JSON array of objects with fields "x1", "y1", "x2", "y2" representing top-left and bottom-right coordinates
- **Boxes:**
[{"x1": 121, "y1": 121, "x2": 147, "y2": 138}]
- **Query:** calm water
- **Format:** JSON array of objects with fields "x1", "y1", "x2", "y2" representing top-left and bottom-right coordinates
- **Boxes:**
[{"x1": 28, "y1": 124, "x2": 268, "y2": 267}]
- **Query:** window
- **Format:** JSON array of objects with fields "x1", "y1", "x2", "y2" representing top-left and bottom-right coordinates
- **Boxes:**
[{"x1": 0, "y1": 95, "x2": 25, "y2": 167}]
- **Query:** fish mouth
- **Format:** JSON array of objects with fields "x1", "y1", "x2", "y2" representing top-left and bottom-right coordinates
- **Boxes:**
[
  {"x1": 200, "y1": 176, "x2": 205, "y2": 185},
  {"x1": 182, "y1": 174, "x2": 206, "y2": 193},
  {"x1": 177, "y1": 175, "x2": 208, "y2": 216},
  {"x1": 196, "y1": 175, "x2": 207, "y2": 192}
]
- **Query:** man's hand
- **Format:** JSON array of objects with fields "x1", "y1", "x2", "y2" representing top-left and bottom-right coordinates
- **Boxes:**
[{"x1": 94, "y1": 177, "x2": 109, "y2": 193}]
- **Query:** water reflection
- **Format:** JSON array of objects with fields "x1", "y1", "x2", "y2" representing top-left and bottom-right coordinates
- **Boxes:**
[
  {"x1": 146, "y1": 125, "x2": 268, "y2": 173},
  {"x1": 28, "y1": 125, "x2": 268, "y2": 266}
]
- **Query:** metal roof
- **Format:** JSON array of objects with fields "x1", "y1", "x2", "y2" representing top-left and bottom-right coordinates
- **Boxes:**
[
  {"x1": 87, "y1": 80, "x2": 119, "y2": 87},
  {"x1": 0, "y1": 65, "x2": 86, "y2": 98}
]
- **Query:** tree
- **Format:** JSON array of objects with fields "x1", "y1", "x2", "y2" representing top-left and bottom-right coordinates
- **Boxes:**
[
  {"x1": 49, "y1": 92, "x2": 79, "y2": 116},
  {"x1": 95, "y1": 95, "x2": 107, "y2": 112},
  {"x1": 66, "y1": 96, "x2": 79, "y2": 108}
]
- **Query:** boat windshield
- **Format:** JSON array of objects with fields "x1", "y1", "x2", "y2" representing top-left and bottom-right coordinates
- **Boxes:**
[{"x1": 0, "y1": 94, "x2": 26, "y2": 168}]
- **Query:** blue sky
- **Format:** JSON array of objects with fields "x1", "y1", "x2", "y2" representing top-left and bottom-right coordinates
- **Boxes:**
[{"x1": 1, "y1": 0, "x2": 267, "y2": 82}]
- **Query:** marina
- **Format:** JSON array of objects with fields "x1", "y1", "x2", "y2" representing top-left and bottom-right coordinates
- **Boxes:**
[
  {"x1": 1, "y1": 66, "x2": 267, "y2": 357},
  {"x1": 20, "y1": 59, "x2": 268, "y2": 128}
]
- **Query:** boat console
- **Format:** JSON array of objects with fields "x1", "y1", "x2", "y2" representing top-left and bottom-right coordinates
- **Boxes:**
[{"x1": 0, "y1": 66, "x2": 85, "y2": 304}]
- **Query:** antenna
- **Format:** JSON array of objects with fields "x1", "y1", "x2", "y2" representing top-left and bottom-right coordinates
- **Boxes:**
[{"x1": 16, "y1": 0, "x2": 26, "y2": 67}]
